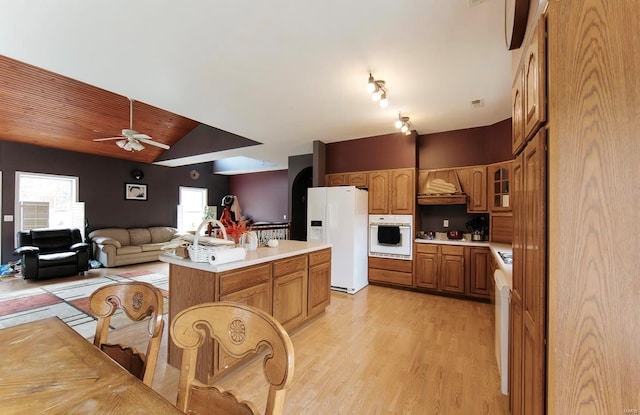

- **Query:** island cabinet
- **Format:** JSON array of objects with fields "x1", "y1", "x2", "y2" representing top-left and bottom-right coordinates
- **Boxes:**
[
  {"x1": 414, "y1": 244, "x2": 465, "y2": 294},
  {"x1": 307, "y1": 249, "x2": 331, "y2": 318},
  {"x1": 165, "y1": 242, "x2": 331, "y2": 383},
  {"x1": 217, "y1": 264, "x2": 272, "y2": 375},
  {"x1": 273, "y1": 255, "x2": 308, "y2": 331}
]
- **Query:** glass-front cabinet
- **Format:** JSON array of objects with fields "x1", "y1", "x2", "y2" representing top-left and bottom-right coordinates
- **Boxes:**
[{"x1": 489, "y1": 162, "x2": 512, "y2": 212}]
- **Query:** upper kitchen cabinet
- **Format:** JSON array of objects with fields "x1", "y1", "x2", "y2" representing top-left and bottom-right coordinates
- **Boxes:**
[
  {"x1": 325, "y1": 172, "x2": 368, "y2": 188},
  {"x1": 369, "y1": 168, "x2": 415, "y2": 215},
  {"x1": 512, "y1": 67, "x2": 525, "y2": 154},
  {"x1": 456, "y1": 166, "x2": 487, "y2": 212},
  {"x1": 523, "y1": 15, "x2": 547, "y2": 145},
  {"x1": 326, "y1": 173, "x2": 347, "y2": 186},
  {"x1": 489, "y1": 161, "x2": 512, "y2": 212}
]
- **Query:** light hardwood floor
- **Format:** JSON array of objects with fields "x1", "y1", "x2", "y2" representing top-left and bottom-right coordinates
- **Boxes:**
[{"x1": 1, "y1": 262, "x2": 509, "y2": 414}]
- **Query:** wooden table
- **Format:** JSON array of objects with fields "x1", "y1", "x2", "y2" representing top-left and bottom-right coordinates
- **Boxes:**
[{"x1": 0, "y1": 317, "x2": 182, "y2": 415}]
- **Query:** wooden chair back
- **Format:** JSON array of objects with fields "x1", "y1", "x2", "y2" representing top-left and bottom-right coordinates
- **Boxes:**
[
  {"x1": 89, "y1": 281, "x2": 164, "y2": 386},
  {"x1": 170, "y1": 302, "x2": 295, "y2": 415}
]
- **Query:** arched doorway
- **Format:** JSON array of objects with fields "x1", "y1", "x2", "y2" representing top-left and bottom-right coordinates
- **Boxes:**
[{"x1": 290, "y1": 167, "x2": 312, "y2": 241}]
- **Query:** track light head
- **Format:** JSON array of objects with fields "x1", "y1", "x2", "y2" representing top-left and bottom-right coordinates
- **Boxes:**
[{"x1": 366, "y1": 73, "x2": 376, "y2": 93}]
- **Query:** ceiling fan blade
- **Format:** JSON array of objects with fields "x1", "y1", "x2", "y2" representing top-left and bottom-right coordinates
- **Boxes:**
[
  {"x1": 93, "y1": 137, "x2": 123, "y2": 142},
  {"x1": 137, "y1": 137, "x2": 170, "y2": 150},
  {"x1": 131, "y1": 133, "x2": 151, "y2": 140}
]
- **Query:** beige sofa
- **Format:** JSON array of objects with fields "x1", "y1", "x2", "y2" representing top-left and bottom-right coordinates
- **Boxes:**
[{"x1": 88, "y1": 226, "x2": 180, "y2": 267}]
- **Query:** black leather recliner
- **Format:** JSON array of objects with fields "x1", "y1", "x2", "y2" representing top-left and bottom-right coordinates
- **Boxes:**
[{"x1": 14, "y1": 228, "x2": 90, "y2": 280}]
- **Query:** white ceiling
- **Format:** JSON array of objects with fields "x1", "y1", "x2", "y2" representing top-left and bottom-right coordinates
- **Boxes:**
[{"x1": 0, "y1": 0, "x2": 512, "y2": 172}]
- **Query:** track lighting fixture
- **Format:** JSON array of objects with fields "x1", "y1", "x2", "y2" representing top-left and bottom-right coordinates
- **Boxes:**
[
  {"x1": 395, "y1": 113, "x2": 412, "y2": 135},
  {"x1": 366, "y1": 73, "x2": 389, "y2": 108}
]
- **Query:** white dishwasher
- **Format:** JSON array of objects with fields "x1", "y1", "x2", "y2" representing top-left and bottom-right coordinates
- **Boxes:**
[{"x1": 494, "y1": 269, "x2": 511, "y2": 395}]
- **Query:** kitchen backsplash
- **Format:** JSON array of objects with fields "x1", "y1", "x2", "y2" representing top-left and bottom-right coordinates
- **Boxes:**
[{"x1": 418, "y1": 204, "x2": 489, "y2": 234}]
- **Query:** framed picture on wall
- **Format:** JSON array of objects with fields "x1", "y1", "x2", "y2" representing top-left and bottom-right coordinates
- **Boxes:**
[{"x1": 125, "y1": 183, "x2": 148, "y2": 201}]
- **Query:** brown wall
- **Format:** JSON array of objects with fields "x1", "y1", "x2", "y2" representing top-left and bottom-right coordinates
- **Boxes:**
[
  {"x1": 325, "y1": 119, "x2": 511, "y2": 175},
  {"x1": 325, "y1": 131, "x2": 417, "y2": 173},
  {"x1": 418, "y1": 118, "x2": 513, "y2": 169},
  {"x1": 0, "y1": 141, "x2": 229, "y2": 262},
  {"x1": 229, "y1": 170, "x2": 289, "y2": 223}
]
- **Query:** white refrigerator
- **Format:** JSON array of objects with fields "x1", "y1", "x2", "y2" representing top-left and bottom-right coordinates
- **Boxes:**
[{"x1": 307, "y1": 186, "x2": 368, "y2": 294}]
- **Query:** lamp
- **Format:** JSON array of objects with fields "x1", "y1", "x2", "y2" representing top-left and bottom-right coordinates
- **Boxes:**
[
  {"x1": 395, "y1": 113, "x2": 412, "y2": 135},
  {"x1": 366, "y1": 73, "x2": 389, "y2": 108}
]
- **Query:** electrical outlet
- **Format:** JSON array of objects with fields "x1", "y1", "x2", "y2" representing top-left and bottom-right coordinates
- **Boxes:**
[{"x1": 443, "y1": 219, "x2": 449, "y2": 228}]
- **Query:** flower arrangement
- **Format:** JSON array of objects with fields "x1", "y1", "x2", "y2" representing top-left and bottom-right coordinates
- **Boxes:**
[{"x1": 224, "y1": 219, "x2": 249, "y2": 244}]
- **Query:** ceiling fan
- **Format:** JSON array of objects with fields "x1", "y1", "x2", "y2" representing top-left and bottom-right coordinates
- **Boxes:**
[{"x1": 93, "y1": 98, "x2": 170, "y2": 151}]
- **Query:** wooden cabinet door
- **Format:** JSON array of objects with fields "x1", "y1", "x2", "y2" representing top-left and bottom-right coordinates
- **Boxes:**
[
  {"x1": 415, "y1": 252, "x2": 438, "y2": 289},
  {"x1": 457, "y1": 166, "x2": 487, "y2": 212},
  {"x1": 273, "y1": 270, "x2": 308, "y2": 331},
  {"x1": 347, "y1": 172, "x2": 368, "y2": 188},
  {"x1": 440, "y1": 254, "x2": 465, "y2": 294},
  {"x1": 512, "y1": 67, "x2": 525, "y2": 155},
  {"x1": 326, "y1": 173, "x2": 347, "y2": 186},
  {"x1": 218, "y1": 282, "x2": 271, "y2": 374},
  {"x1": 308, "y1": 261, "x2": 331, "y2": 318},
  {"x1": 468, "y1": 247, "x2": 490, "y2": 298},
  {"x1": 368, "y1": 170, "x2": 389, "y2": 214},
  {"x1": 489, "y1": 162, "x2": 512, "y2": 212},
  {"x1": 510, "y1": 294, "x2": 524, "y2": 414},
  {"x1": 524, "y1": 15, "x2": 547, "y2": 142},
  {"x1": 390, "y1": 168, "x2": 414, "y2": 214},
  {"x1": 521, "y1": 129, "x2": 547, "y2": 415}
]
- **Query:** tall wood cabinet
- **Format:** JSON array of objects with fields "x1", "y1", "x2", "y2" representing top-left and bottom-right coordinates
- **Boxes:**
[{"x1": 510, "y1": 13, "x2": 547, "y2": 415}]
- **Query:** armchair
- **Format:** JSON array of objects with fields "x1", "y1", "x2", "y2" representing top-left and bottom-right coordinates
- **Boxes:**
[{"x1": 14, "y1": 228, "x2": 90, "y2": 280}]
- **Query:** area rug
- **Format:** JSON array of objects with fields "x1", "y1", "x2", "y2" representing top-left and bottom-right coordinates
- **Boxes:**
[{"x1": 0, "y1": 271, "x2": 168, "y2": 339}]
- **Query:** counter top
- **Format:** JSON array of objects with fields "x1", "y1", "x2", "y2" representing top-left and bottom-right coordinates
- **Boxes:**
[
  {"x1": 414, "y1": 237, "x2": 490, "y2": 248},
  {"x1": 160, "y1": 239, "x2": 331, "y2": 273}
]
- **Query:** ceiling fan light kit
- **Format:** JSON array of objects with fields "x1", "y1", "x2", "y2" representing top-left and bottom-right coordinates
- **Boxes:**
[{"x1": 93, "y1": 98, "x2": 170, "y2": 152}]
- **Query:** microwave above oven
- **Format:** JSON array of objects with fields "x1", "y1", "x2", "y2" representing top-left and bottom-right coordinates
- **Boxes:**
[{"x1": 368, "y1": 214, "x2": 413, "y2": 261}]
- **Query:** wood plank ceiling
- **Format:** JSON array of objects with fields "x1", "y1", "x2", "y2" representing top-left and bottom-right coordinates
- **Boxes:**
[{"x1": 0, "y1": 55, "x2": 199, "y2": 164}]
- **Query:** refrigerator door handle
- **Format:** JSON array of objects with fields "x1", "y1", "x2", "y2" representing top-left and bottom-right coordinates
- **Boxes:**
[{"x1": 325, "y1": 204, "x2": 331, "y2": 243}]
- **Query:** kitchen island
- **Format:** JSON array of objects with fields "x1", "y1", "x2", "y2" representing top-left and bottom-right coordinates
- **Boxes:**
[{"x1": 160, "y1": 240, "x2": 331, "y2": 382}]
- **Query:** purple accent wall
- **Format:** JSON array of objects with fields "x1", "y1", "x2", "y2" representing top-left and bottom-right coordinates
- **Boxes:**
[
  {"x1": 229, "y1": 170, "x2": 289, "y2": 223},
  {"x1": 0, "y1": 141, "x2": 229, "y2": 262},
  {"x1": 418, "y1": 118, "x2": 513, "y2": 169},
  {"x1": 326, "y1": 132, "x2": 417, "y2": 173}
]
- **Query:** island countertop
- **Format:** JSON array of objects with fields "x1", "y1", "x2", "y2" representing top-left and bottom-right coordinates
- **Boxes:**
[{"x1": 160, "y1": 239, "x2": 332, "y2": 273}]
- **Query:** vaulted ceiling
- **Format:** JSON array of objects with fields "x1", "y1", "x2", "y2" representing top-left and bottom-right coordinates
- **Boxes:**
[{"x1": 0, "y1": 0, "x2": 513, "y2": 172}]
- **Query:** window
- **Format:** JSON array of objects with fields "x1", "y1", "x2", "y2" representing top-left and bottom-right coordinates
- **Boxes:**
[
  {"x1": 177, "y1": 187, "x2": 209, "y2": 233},
  {"x1": 15, "y1": 172, "x2": 84, "y2": 237}
]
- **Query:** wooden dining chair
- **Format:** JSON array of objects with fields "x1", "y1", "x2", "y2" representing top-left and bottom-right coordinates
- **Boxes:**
[
  {"x1": 170, "y1": 302, "x2": 295, "y2": 415},
  {"x1": 89, "y1": 281, "x2": 164, "y2": 387}
]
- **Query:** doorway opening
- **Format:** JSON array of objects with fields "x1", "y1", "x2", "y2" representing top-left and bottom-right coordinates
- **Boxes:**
[{"x1": 290, "y1": 167, "x2": 312, "y2": 241}]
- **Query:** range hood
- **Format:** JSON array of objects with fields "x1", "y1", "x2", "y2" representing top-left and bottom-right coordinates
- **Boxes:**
[{"x1": 417, "y1": 169, "x2": 467, "y2": 205}]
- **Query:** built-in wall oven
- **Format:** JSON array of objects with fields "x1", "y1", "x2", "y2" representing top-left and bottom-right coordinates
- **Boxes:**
[{"x1": 368, "y1": 214, "x2": 413, "y2": 260}]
